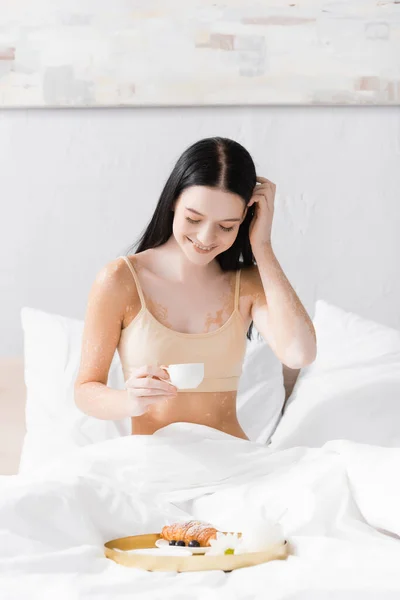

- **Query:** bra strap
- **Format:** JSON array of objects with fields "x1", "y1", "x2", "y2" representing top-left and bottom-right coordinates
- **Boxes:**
[
  {"x1": 119, "y1": 256, "x2": 146, "y2": 309},
  {"x1": 234, "y1": 269, "x2": 241, "y2": 309}
]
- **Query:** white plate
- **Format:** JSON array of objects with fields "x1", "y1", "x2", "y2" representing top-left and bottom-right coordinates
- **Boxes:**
[
  {"x1": 127, "y1": 547, "x2": 192, "y2": 557},
  {"x1": 156, "y1": 539, "x2": 211, "y2": 555}
]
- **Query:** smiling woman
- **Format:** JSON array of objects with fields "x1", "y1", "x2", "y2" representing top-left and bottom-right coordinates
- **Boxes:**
[
  {"x1": 74, "y1": 136, "x2": 315, "y2": 440},
  {"x1": 172, "y1": 185, "x2": 248, "y2": 259}
]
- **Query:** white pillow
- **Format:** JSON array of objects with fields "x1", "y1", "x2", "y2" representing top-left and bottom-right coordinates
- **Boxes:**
[
  {"x1": 19, "y1": 307, "x2": 130, "y2": 474},
  {"x1": 19, "y1": 307, "x2": 285, "y2": 472},
  {"x1": 269, "y1": 299, "x2": 400, "y2": 449},
  {"x1": 237, "y1": 331, "x2": 285, "y2": 444}
]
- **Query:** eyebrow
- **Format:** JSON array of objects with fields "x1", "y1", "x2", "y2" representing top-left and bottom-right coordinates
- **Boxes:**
[{"x1": 185, "y1": 206, "x2": 241, "y2": 222}]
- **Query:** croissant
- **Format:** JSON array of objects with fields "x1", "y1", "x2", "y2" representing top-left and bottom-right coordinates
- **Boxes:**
[{"x1": 161, "y1": 520, "x2": 218, "y2": 547}]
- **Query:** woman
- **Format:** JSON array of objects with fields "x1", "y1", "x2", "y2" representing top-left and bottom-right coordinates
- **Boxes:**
[{"x1": 74, "y1": 137, "x2": 316, "y2": 440}]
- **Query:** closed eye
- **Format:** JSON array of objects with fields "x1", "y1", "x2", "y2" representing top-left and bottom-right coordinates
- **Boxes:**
[{"x1": 185, "y1": 217, "x2": 234, "y2": 232}]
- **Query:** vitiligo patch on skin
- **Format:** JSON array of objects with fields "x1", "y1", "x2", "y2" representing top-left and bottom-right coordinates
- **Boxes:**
[
  {"x1": 203, "y1": 308, "x2": 226, "y2": 332},
  {"x1": 240, "y1": 268, "x2": 267, "y2": 310},
  {"x1": 123, "y1": 257, "x2": 240, "y2": 334},
  {"x1": 202, "y1": 272, "x2": 237, "y2": 332},
  {"x1": 130, "y1": 388, "x2": 248, "y2": 440},
  {"x1": 247, "y1": 250, "x2": 316, "y2": 366},
  {"x1": 146, "y1": 297, "x2": 174, "y2": 329}
]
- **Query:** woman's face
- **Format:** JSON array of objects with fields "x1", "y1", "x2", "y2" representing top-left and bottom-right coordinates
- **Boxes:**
[{"x1": 172, "y1": 186, "x2": 248, "y2": 263}]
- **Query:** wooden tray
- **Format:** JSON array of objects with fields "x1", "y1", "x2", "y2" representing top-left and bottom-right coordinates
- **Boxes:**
[{"x1": 104, "y1": 532, "x2": 290, "y2": 572}]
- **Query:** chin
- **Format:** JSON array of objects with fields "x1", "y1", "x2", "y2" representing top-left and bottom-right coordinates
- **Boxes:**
[{"x1": 186, "y1": 249, "x2": 215, "y2": 264}]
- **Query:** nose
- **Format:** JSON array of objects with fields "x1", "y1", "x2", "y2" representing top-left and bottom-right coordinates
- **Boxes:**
[{"x1": 197, "y1": 224, "x2": 216, "y2": 246}]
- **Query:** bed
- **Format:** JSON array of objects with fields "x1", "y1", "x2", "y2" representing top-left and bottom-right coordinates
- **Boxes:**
[{"x1": 0, "y1": 299, "x2": 399, "y2": 599}]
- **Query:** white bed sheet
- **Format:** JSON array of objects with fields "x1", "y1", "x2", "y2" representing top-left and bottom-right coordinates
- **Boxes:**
[{"x1": 0, "y1": 423, "x2": 400, "y2": 599}]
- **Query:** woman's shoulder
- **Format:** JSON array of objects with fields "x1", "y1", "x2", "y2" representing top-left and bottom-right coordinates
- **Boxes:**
[
  {"x1": 92, "y1": 255, "x2": 144, "y2": 325},
  {"x1": 93, "y1": 254, "x2": 144, "y2": 299},
  {"x1": 238, "y1": 263, "x2": 258, "y2": 281},
  {"x1": 102, "y1": 250, "x2": 149, "y2": 275},
  {"x1": 238, "y1": 263, "x2": 263, "y2": 298},
  {"x1": 96, "y1": 255, "x2": 133, "y2": 282},
  {"x1": 124, "y1": 250, "x2": 153, "y2": 270}
]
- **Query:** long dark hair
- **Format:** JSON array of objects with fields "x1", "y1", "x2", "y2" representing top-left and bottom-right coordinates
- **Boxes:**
[{"x1": 124, "y1": 136, "x2": 259, "y2": 341}]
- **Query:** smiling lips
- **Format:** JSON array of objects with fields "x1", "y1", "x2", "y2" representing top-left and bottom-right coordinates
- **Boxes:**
[{"x1": 187, "y1": 237, "x2": 217, "y2": 252}]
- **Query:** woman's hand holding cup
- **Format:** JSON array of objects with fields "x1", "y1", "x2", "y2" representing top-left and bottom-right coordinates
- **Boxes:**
[{"x1": 125, "y1": 364, "x2": 178, "y2": 416}]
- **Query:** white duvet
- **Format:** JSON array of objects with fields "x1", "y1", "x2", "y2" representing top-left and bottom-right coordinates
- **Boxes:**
[{"x1": 1, "y1": 423, "x2": 400, "y2": 600}]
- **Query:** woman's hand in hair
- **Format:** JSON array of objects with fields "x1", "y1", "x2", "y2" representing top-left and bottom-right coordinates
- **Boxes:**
[
  {"x1": 247, "y1": 176, "x2": 276, "y2": 252},
  {"x1": 125, "y1": 365, "x2": 178, "y2": 416}
]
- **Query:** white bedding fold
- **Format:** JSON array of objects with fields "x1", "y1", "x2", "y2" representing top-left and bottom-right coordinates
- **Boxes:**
[{"x1": 0, "y1": 423, "x2": 399, "y2": 599}]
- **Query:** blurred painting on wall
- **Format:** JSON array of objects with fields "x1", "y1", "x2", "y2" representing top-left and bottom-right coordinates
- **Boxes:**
[{"x1": 1, "y1": 0, "x2": 400, "y2": 107}]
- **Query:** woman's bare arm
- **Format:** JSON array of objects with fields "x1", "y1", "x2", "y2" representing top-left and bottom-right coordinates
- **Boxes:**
[
  {"x1": 74, "y1": 257, "x2": 139, "y2": 420},
  {"x1": 249, "y1": 246, "x2": 317, "y2": 369}
]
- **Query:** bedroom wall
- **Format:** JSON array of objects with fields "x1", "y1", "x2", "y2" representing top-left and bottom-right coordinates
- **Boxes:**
[{"x1": 1, "y1": 105, "x2": 399, "y2": 356}]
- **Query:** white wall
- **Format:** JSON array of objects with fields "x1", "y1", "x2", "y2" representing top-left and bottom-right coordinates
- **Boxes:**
[{"x1": 1, "y1": 106, "x2": 399, "y2": 356}]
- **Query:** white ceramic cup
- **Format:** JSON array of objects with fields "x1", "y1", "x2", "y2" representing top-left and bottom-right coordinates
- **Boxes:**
[{"x1": 166, "y1": 363, "x2": 204, "y2": 389}]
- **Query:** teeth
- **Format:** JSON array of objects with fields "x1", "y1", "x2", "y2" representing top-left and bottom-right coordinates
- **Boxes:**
[
  {"x1": 194, "y1": 243, "x2": 213, "y2": 250},
  {"x1": 190, "y1": 239, "x2": 214, "y2": 251}
]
